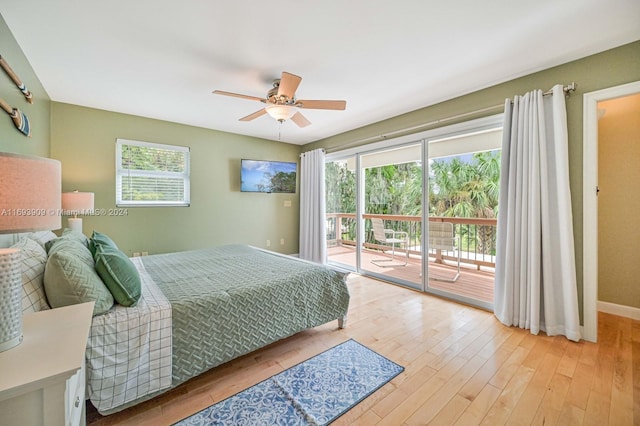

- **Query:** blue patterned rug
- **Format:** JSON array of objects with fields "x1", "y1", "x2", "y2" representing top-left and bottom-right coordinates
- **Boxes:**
[{"x1": 174, "y1": 339, "x2": 404, "y2": 425}]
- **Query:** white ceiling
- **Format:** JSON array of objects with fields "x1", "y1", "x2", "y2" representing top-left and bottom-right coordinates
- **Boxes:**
[{"x1": 2, "y1": 1, "x2": 639, "y2": 145}]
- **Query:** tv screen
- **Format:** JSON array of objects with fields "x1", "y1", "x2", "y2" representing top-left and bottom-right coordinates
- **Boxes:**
[{"x1": 241, "y1": 159, "x2": 297, "y2": 193}]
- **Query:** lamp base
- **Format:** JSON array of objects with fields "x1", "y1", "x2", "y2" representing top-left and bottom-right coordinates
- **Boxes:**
[
  {"x1": 0, "y1": 248, "x2": 23, "y2": 353},
  {"x1": 67, "y1": 217, "x2": 83, "y2": 233},
  {"x1": 0, "y1": 334, "x2": 23, "y2": 352}
]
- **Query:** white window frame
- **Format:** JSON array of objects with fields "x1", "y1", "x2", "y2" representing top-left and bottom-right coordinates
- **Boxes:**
[{"x1": 116, "y1": 138, "x2": 190, "y2": 207}]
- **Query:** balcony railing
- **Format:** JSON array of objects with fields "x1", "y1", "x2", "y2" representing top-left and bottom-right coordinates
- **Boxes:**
[{"x1": 326, "y1": 213, "x2": 497, "y2": 269}]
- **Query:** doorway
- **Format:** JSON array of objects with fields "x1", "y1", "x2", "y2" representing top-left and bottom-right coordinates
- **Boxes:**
[
  {"x1": 582, "y1": 80, "x2": 640, "y2": 342},
  {"x1": 325, "y1": 114, "x2": 503, "y2": 310}
]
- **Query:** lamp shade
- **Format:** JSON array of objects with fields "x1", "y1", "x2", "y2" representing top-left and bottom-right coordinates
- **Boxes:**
[
  {"x1": 62, "y1": 191, "x2": 95, "y2": 214},
  {"x1": 0, "y1": 152, "x2": 61, "y2": 353},
  {"x1": 266, "y1": 104, "x2": 297, "y2": 122},
  {"x1": 0, "y1": 152, "x2": 62, "y2": 233}
]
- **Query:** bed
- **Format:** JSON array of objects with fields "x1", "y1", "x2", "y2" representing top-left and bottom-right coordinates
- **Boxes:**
[
  {"x1": 6, "y1": 232, "x2": 350, "y2": 415},
  {"x1": 84, "y1": 244, "x2": 350, "y2": 414}
]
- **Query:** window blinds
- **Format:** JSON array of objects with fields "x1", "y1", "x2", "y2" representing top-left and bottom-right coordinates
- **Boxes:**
[{"x1": 116, "y1": 139, "x2": 190, "y2": 207}]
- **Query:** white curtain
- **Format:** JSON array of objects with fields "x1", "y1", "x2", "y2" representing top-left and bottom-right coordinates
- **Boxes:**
[
  {"x1": 494, "y1": 85, "x2": 581, "y2": 341},
  {"x1": 299, "y1": 148, "x2": 326, "y2": 263}
]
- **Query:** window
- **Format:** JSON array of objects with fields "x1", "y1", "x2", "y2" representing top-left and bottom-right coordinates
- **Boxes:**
[{"x1": 116, "y1": 139, "x2": 190, "y2": 207}]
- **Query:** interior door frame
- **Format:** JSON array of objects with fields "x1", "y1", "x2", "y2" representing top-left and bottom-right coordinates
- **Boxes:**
[{"x1": 582, "y1": 80, "x2": 640, "y2": 342}]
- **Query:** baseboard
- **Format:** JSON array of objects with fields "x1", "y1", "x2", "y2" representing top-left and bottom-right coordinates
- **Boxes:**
[{"x1": 597, "y1": 300, "x2": 640, "y2": 320}]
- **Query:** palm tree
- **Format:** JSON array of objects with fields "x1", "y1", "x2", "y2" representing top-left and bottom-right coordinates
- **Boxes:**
[{"x1": 429, "y1": 151, "x2": 500, "y2": 253}]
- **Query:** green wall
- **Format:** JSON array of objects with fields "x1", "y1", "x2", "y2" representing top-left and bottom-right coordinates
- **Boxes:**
[
  {"x1": 0, "y1": 14, "x2": 50, "y2": 156},
  {"x1": 304, "y1": 40, "x2": 640, "y2": 318},
  {"x1": 50, "y1": 102, "x2": 301, "y2": 256}
]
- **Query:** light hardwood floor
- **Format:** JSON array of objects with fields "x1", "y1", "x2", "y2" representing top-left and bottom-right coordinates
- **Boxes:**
[{"x1": 87, "y1": 275, "x2": 639, "y2": 425}]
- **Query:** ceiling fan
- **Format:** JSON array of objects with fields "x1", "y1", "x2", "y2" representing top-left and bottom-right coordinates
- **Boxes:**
[{"x1": 213, "y1": 71, "x2": 346, "y2": 128}]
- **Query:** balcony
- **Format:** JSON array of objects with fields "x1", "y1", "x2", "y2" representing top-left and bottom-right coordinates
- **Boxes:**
[{"x1": 326, "y1": 213, "x2": 496, "y2": 304}]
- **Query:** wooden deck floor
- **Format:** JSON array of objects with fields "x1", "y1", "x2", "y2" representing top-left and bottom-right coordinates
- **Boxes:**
[{"x1": 328, "y1": 245, "x2": 495, "y2": 304}]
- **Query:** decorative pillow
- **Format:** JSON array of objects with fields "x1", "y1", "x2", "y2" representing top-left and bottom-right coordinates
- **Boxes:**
[
  {"x1": 11, "y1": 237, "x2": 50, "y2": 313},
  {"x1": 45, "y1": 229, "x2": 89, "y2": 253},
  {"x1": 89, "y1": 230, "x2": 119, "y2": 257},
  {"x1": 62, "y1": 227, "x2": 90, "y2": 247},
  {"x1": 94, "y1": 244, "x2": 141, "y2": 307},
  {"x1": 25, "y1": 231, "x2": 58, "y2": 250},
  {"x1": 43, "y1": 237, "x2": 114, "y2": 316}
]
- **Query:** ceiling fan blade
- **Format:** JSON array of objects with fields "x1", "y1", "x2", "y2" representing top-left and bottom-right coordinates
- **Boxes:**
[
  {"x1": 290, "y1": 111, "x2": 311, "y2": 128},
  {"x1": 295, "y1": 99, "x2": 346, "y2": 110},
  {"x1": 213, "y1": 90, "x2": 266, "y2": 103},
  {"x1": 239, "y1": 109, "x2": 267, "y2": 122},
  {"x1": 277, "y1": 72, "x2": 302, "y2": 99}
]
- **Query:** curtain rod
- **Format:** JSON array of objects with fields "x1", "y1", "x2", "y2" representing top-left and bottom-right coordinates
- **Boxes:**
[
  {"x1": 544, "y1": 81, "x2": 576, "y2": 96},
  {"x1": 300, "y1": 148, "x2": 325, "y2": 157},
  {"x1": 325, "y1": 82, "x2": 577, "y2": 153}
]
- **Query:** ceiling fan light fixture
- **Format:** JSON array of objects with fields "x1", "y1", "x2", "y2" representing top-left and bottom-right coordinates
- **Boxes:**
[
  {"x1": 213, "y1": 71, "x2": 346, "y2": 128},
  {"x1": 265, "y1": 104, "x2": 297, "y2": 122}
]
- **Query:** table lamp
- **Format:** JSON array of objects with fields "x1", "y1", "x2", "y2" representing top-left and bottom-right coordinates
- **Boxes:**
[
  {"x1": 0, "y1": 152, "x2": 61, "y2": 352},
  {"x1": 62, "y1": 190, "x2": 94, "y2": 233}
]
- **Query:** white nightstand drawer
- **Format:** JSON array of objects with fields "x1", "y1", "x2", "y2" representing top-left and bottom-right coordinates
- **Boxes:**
[
  {"x1": 0, "y1": 303, "x2": 93, "y2": 426},
  {"x1": 66, "y1": 361, "x2": 86, "y2": 426}
]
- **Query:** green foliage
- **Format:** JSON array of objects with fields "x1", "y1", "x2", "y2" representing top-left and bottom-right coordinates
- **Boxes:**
[
  {"x1": 326, "y1": 161, "x2": 356, "y2": 214},
  {"x1": 271, "y1": 171, "x2": 296, "y2": 193},
  {"x1": 429, "y1": 151, "x2": 500, "y2": 219},
  {"x1": 325, "y1": 150, "x2": 501, "y2": 254},
  {"x1": 326, "y1": 151, "x2": 500, "y2": 217},
  {"x1": 429, "y1": 151, "x2": 501, "y2": 254},
  {"x1": 256, "y1": 171, "x2": 296, "y2": 193},
  {"x1": 121, "y1": 145, "x2": 185, "y2": 172}
]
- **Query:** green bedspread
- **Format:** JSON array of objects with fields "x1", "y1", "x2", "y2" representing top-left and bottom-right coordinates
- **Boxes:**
[{"x1": 140, "y1": 244, "x2": 350, "y2": 385}]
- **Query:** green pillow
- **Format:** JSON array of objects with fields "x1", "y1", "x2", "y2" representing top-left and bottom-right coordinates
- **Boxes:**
[
  {"x1": 89, "y1": 230, "x2": 119, "y2": 257},
  {"x1": 94, "y1": 244, "x2": 141, "y2": 307},
  {"x1": 43, "y1": 239, "x2": 114, "y2": 316}
]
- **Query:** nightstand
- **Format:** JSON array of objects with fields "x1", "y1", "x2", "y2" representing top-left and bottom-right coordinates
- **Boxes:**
[{"x1": 0, "y1": 302, "x2": 94, "y2": 426}]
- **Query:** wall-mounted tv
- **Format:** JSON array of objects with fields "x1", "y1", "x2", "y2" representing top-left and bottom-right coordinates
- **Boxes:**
[{"x1": 241, "y1": 159, "x2": 297, "y2": 193}]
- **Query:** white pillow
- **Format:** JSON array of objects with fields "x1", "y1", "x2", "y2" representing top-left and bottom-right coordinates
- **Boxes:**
[
  {"x1": 11, "y1": 237, "x2": 50, "y2": 313},
  {"x1": 26, "y1": 231, "x2": 58, "y2": 250}
]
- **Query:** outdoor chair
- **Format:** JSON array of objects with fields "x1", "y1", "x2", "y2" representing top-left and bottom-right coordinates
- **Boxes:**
[
  {"x1": 370, "y1": 218, "x2": 409, "y2": 267},
  {"x1": 428, "y1": 221, "x2": 460, "y2": 282}
]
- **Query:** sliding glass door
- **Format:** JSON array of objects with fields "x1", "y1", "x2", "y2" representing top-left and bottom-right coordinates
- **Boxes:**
[
  {"x1": 325, "y1": 115, "x2": 502, "y2": 310},
  {"x1": 325, "y1": 156, "x2": 357, "y2": 271},
  {"x1": 359, "y1": 144, "x2": 423, "y2": 288},
  {"x1": 425, "y1": 130, "x2": 501, "y2": 308}
]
